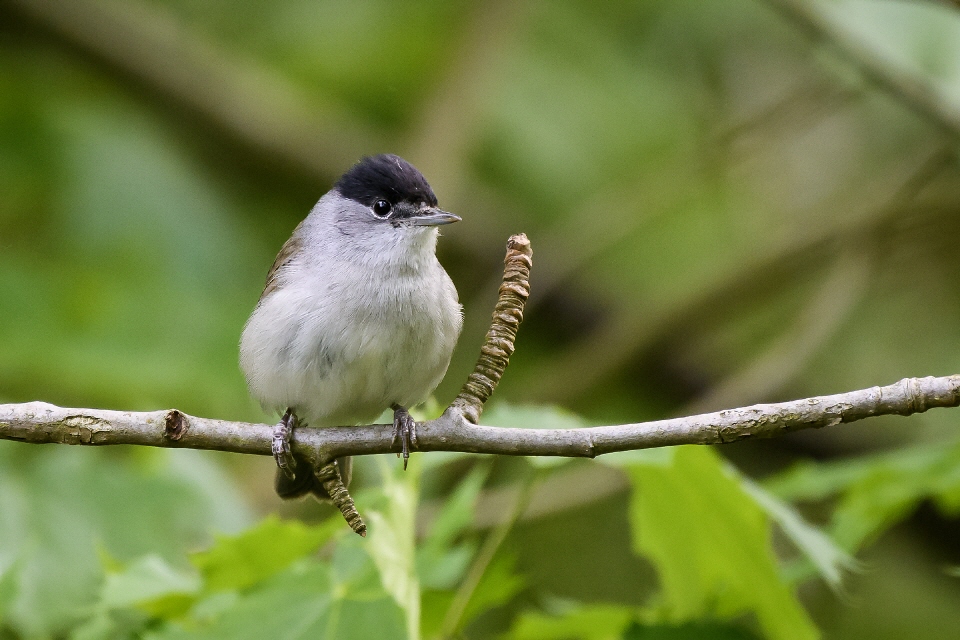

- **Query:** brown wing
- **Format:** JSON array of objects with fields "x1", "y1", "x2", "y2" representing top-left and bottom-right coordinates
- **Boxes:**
[{"x1": 260, "y1": 229, "x2": 304, "y2": 301}]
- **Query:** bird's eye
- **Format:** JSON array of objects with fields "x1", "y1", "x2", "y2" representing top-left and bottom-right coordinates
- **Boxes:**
[{"x1": 372, "y1": 200, "x2": 391, "y2": 217}]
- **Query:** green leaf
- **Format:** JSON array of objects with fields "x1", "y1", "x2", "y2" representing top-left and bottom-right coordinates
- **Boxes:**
[
  {"x1": 621, "y1": 620, "x2": 760, "y2": 639},
  {"x1": 69, "y1": 609, "x2": 156, "y2": 640},
  {"x1": 764, "y1": 444, "x2": 952, "y2": 502},
  {"x1": 417, "y1": 462, "x2": 490, "y2": 590},
  {"x1": 147, "y1": 557, "x2": 406, "y2": 640},
  {"x1": 68, "y1": 612, "x2": 120, "y2": 640},
  {"x1": 0, "y1": 444, "x2": 252, "y2": 638},
  {"x1": 422, "y1": 462, "x2": 491, "y2": 551},
  {"x1": 830, "y1": 467, "x2": 946, "y2": 551},
  {"x1": 421, "y1": 541, "x2": 526, "y2": 636},
  {"x1": 191, "y1": 515, "x2": 339, "y2": 592},
  {"x1": 740, "y1": 478, "x2": 857, "y2": 591},
  {"x1": 365, "y1": 457, "x2": 422, "y2": 640},
  {"x1": 100, "y1": 555, "x2": 199, "y2": 618},
  {"x1": 417, "y1": 543, "x2": 476, "y2": 592},
  {"x1": 506, "y1": 604, "x2": 634, "y2": 640},
  {"x1": 627, "y1": 446, "x2": 817, "y2": 640},
  {"x1": 460, "y1": 551, "x2": 525, "y2": 626},
  {"x1": 420, "y1": 590, "x2": 455, "y2": 640},
  {"x1": 482, "y1": 403, "x2": 590, "y2": 431},
  {"x1": 766, "y1": 441, "x2": 960, "y2": 551},
  {"x1": 599, "y1": 446, "x2": 677, "y2": 469}
]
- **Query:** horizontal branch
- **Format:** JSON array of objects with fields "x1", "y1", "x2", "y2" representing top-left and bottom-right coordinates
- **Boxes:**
[
  {"x1": 4, "y1": 233, "x2": 959, "y2": 534},
  {"x1": 3, "y1": 375, "x2": 959, "y2": 465}
]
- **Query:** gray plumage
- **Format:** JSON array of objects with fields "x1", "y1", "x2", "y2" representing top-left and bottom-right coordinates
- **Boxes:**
[{"x1": 239, "y1": 155, "x2": 462, "y2": 498}]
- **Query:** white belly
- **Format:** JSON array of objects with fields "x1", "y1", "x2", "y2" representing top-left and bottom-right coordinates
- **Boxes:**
[{"x1": 239, "y1": 263, "x2": 461, "y2": 426}]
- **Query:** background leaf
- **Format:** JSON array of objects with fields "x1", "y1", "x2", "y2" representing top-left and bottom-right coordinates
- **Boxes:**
[
  {"x1": 365, "y1": 458, "x2": 422, "y2": 640},
  {"x1": 506, "y1": 604, "x2": 634, "y2": 640},
  {"x1": 0, "y1": 444, "x2": 251, "y2": 637},
  {"x1": 627, "y1": 446, "x2": 817, "y2": 640},
  {"x1": 192, "y1": 514, "x2": 339, "y2": 592},
  {"x1": 767, "y1": 441, "x2": 960, "y2": 551}
]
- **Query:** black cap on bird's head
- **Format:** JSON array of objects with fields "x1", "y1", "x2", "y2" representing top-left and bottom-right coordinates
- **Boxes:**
[
  {"x1": 335, "y1": 154, "x2": 460, "y2": 227},
  {"x1": 336, "y1": 154, "x2": 437, "y2": 207}
]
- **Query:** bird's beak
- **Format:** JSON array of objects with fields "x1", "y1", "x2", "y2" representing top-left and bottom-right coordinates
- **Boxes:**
[{"x1": 409, "y1": 208, "x2": 461, "y2": 226}]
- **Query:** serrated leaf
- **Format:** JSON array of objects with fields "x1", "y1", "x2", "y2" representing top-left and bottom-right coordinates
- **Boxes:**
[
  {"x1": 146, "y1": 559, "x2": 406, "y2": 640},
  {"x1": 191, "y1": 515, "x2": 339, "y2": 592},
  {"x1": 740, "y1": 478, "x2": 857, "y2": 591},
  {"x1": 627, "y1": 446, "x2": 817, "y2": 640}
]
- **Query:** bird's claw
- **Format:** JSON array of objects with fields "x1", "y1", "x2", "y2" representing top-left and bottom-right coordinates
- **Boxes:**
[
  {"x1": 273, "y1": 408, "x2": 298, "y2": 480},
  {"x1": 391, "y1": 405, "x2": 417, "y2": 471}
]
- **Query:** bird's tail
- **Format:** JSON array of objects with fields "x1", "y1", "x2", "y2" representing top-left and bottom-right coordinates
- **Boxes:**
[{"x1": 274, "y1": 456, "x2": 352, "y2": 501}]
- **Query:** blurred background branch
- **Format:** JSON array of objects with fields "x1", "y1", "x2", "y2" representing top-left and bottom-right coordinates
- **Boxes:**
[
  {"x1": 6, "y1": 0, "x2": 385, "y2": 175},
  {"x1": 764, "y1": 0, "x2": 960, "y2": 139}
]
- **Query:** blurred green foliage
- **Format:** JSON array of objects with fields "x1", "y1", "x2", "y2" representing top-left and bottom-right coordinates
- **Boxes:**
[
  {"x1": 767, "y1": 440, "x2": 960, "y2": 552},
  {"x1": 3, "y1": 0, "x2": 960, "y2": 638},
  {"x1": 0, "y1": 445, "x2": 252, "y2": 637},
  {"x1": 13, "y1": 444, "x2": 835, "y2": 640},
  {"x1": 627, "y1": 447, "x2": 817, "y2": 640}
]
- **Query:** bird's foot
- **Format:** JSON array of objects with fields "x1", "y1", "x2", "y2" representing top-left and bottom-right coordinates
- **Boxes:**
[
  {"x1": 273, "y1": 408, "x2": 299, "y2": 479},
  {"x1": 391, "y1": 404, "x2": 418, "y2": 471}
]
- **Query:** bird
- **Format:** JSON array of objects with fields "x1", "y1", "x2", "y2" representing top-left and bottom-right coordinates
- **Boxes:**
[{"x1": 239, "y1": 154, "x2": 463, "y2": 500}]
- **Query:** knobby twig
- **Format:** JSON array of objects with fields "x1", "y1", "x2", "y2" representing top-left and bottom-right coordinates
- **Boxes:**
[
  {"x1": 4, "y1": 234, "x2": 960, "y2": 531},
  {"x1": 451, "y1": 234, "x2": 533, "y2": 424},
  {"x1": 315, "y1": 460, "x2": 365, "y2": 537}
]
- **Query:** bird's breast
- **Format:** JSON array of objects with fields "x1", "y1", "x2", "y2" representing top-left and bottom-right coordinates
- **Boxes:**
[{"x1": 240, "y1": 258, "x2": 461, "y2": 426}]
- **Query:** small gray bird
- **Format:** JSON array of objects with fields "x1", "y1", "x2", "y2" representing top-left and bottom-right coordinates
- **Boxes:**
[{"x1": 240, "y1": 154, "x2": 463, "y2": 499}]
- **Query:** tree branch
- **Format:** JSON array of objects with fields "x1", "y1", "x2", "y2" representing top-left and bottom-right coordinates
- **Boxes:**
[
  {"x1": 3, "y1": 232, "x2": 960, "y2": 532},
  {"x1": 4, "y1": 374, "x2": 960, "y2": 461}
]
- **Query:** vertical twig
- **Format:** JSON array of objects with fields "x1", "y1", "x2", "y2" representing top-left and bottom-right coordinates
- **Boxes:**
[{"x1": 452, "y1": 234, "x2": 533, "y2": 424}]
